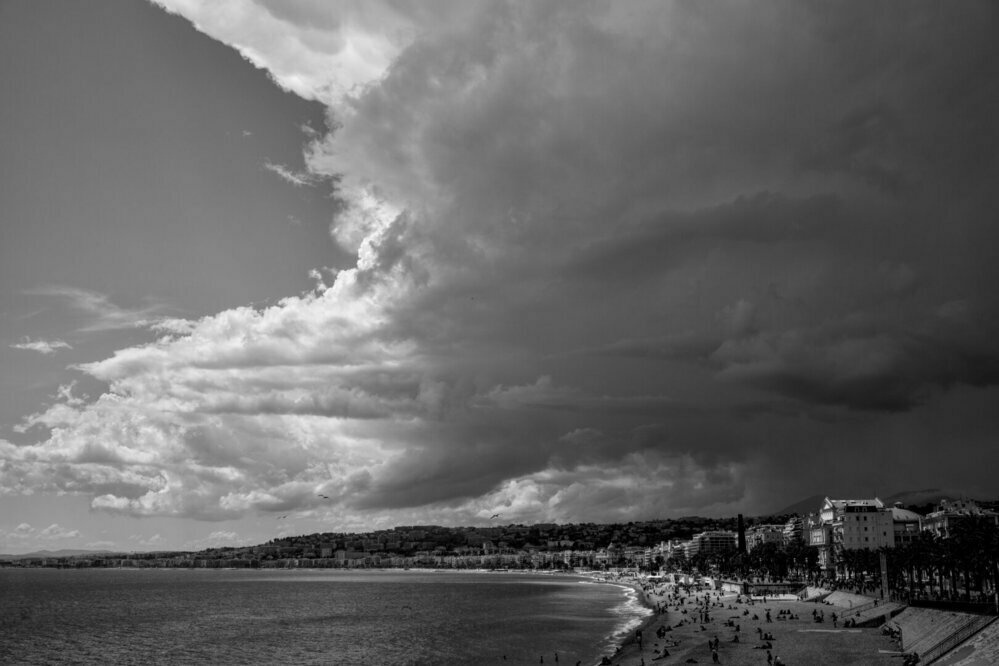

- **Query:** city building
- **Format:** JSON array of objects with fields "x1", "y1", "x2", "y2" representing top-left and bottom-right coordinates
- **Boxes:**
[
  {"x1": 889, "y1": 504, "x2": 922, "y2": 545},
  {"x1": 809, "y1": 497, "x2": 925, "y2": 573},
  {"x1": 684, "y1": 531, "x2": 737, "y2": 559},
  {"x1": 840, "y1": 499, "x2": 893, "y2": 551},
  {"x1": 923, "y1": 498, "x2": 999, "y2": 538},
  {"x1": 746, "y1": 524, "x2": 785, "y2": 551},
  {"x1": 782, "y1": 515, "x2": 804, "y2": 545}
]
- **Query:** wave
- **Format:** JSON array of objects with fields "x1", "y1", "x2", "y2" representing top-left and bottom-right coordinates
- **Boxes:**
[{"x1": 597, "y1": 582, "x2": 654, "y2": 655}]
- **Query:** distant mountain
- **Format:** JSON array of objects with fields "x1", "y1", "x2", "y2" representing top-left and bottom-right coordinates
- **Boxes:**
[
  {"x1": 770, "y1": 494, "x2": 826, "y2": 517},
  {"x1": 768, "y1": 488, "x2": 993, "y2": 519},
  {"x1": 883, "y1": 488, "x2": 969, "y2": 507},
  {"x1": 0, "y1": 548, "x2": 118, "y2": 560}
]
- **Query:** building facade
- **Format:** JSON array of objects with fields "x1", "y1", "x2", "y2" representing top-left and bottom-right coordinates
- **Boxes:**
[
  {"x1": 923, "y1": 498, "x2": 999, "y2": 538},
  {"x1": 782, "y1": 515, "x2": 804, "y2": 545},
  {"x1": 685, "y1": 530, "x2": 737, "y2": 559},
  {"x1": 746, "y1": 524, "x2": 785, "y2": 551},
  {"x1": 808, "y1": 497, "x2": 924, "y2": 573}
]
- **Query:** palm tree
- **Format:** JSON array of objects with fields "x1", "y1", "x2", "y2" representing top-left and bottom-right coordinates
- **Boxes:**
[
  {"x1": 879, "y1": 545, "x2": 906, "y2": 599},
  {"x1": 953, "y1": 516, "x2": 999, "y2": 601}
]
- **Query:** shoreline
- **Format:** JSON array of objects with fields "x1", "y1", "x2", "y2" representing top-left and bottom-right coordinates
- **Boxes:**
[
  {"x1": 574, "y1": 571, "x2": 661, "y2": 665},
  {"x1": 608, "y1": 582, "x2": 659, "y2": 664}
]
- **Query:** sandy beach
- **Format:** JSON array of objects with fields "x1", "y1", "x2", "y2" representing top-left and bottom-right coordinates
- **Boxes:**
[{"x1": 600, "y1": 576, "x2": 904, "y2": 666}]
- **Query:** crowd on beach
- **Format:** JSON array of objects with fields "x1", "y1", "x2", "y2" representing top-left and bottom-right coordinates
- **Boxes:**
[
  {"x1": 583, "y1": 573, "x2": 908, "y2": 666},
  {"x1": 596, "y1": 577, "x2": 791, "y2": 665}
]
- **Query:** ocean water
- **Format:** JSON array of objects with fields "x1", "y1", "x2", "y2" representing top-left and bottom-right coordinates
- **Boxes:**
[{"x1": 0, "y1": 569, "x2": 651, "y2": 665}]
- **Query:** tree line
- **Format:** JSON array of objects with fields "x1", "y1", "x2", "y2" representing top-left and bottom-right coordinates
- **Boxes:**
[{"x1": 667, "y1": 516, "x2": 999, "y2": 604}]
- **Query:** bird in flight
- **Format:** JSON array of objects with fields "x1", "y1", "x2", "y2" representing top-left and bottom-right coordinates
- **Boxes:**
[
  {"x1": 277, "y1": 515, "x2": 288, "y2": 519},
  {"x1": 490, "y1": 513, "x2": 501, "y2": 519},
  {"x1": 317, "y1": 494, "x2": 330, "y2": 499}
]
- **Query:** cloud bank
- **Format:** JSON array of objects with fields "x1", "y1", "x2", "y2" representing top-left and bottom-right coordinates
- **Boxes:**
[
  {"x1": 0, "y1": 522, "x2": 82, "y2": 554},
  {"x1": 4, "y1": 1, "x2": 999, "y2": 524}
]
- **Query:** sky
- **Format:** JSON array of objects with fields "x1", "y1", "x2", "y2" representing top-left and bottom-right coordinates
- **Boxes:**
[{"x1": 1, "y1": 1, "x2": 998, "y2": 555}]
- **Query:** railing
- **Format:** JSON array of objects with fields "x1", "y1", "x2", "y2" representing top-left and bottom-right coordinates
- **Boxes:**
[
  {"x1": 923, "y1": 615, "x2": 997, "y2": 664},
  {"x1": 909, "y1": 599, "x2": 999, "y2": 616}
]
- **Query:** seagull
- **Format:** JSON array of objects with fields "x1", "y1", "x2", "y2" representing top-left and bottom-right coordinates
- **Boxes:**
[
  {"x1": 277, "y1": 515, "x2": 288, "y2": 519},
  {"x1": 490, "y1": 513, "x2": 501, "y2": 519},
  {"x1": 317, "y1": 494, "x2": 330, "y2": 499}
]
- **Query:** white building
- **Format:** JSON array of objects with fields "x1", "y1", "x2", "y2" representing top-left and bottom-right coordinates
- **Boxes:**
[
  {"x1": 746, "y1": 524, "x2": 785, "y2": 551},
  {"x1": 889, "y1": 505, "x2": 922, "y2": 545},
  {"x1": 839, "y1": 499, "x2": 893, "y2": 550},
  {"x1": 923, "y1": 498, "x2": 999, "y2": 538},
  {"x1": 809, "y1": 497, "x2": 924, "y2": 572},
  {"x1": 782, "y1": 515, "x2": 804, "y2": 544},
  {"x1": 685, "y1": 531, "x2": 737, "y2": 559}
]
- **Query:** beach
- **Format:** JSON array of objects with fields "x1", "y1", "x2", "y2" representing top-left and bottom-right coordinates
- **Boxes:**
[{"x1": 599, "y1": 575, "x2": 904, "y2": 666}]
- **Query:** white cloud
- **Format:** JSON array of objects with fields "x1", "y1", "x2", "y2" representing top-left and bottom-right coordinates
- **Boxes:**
[
  {"x1": 182, "y1": 529, "x2": 251, "y2": 551},
  {"x1": 9, "y1": 338, "x2": 72, "y2": 355},
  {"x1": 263, "y1": 161, "x2": 316, "y2": 187},
  {"x1": 39, "y1": 523, "x2": 81, "y2": 540},
  {"x1": 0, "y1": 522, "x2": 82, "y2": 553},
  {"x1": 25, "y1": 286, "x2": 168, "y2": 332},
  {"x1": 84, "y1": 540, "x2": 119, "y2": 550},
  {"x1": 128, "y1": 533, "x2": 166, "y2": 548},
  {"x1": 13, "y1": 523, "x2": 34, "y2": 537},
  {"x1": 151, "y1": 0, "x2": 478, "y2": 103}
]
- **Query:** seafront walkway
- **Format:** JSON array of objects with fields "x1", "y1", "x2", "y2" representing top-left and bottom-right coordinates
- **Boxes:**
[
  {"x1": 848, "y1": 601, "x2": 906, "y2": 627},
  {"x1": 822, "y1": 590, "x2": 878, "y2": 609},
  {"x1": 890, "y1": 607, "x2": 998, "y2": 663},
  {"x1": 606, "y1": 581, "x2": 903, "y2": 665},
  {"x1": 811, "y1": 590, "x2": 906, "y2": 627},
  {"x1": 930, "y1": 614, "x2": 999, "y2": 666}
]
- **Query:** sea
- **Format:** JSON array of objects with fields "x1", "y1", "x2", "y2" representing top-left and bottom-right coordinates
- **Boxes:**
[{"x1": 0, "y1": 568, "x2": 651, "y2": 665}]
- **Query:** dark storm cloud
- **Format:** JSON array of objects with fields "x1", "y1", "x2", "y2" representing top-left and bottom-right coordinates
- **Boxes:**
[
  {"x1": 712, "y1": 302, "x2": 999, "y2": 411},
  {"x1": 9, "y1": 1, "x2": 999, "y2": 522},
  {"x1": 566, "y1": 193, "x2": 845, "y2": 284}
]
